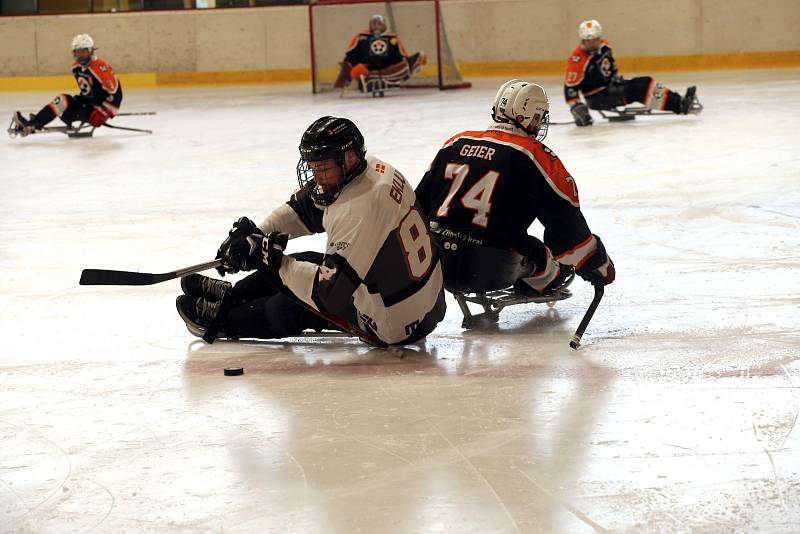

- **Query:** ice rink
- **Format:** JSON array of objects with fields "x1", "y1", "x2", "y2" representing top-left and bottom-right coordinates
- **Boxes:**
[{"x1": 1, "y1": 69, "x2": 799, "y2": 533}]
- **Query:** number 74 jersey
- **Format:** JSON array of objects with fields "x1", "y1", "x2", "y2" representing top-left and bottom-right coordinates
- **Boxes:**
[{"x1": 415, "y1": 123, "x2": 598, "y2": 266}]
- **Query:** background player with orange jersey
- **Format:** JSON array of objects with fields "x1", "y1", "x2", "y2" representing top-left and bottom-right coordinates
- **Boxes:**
[
  {"x1": 415, "y1": 79, "x2": 615, "y2": 297},
  {"x1": 10, "y1": 34, "x2": 122, "y2": 136},
  {"x1": 333, "y1": 14, "x2": 426, "y2": 92},
  {"x1": 564, "y1": 20, "x2": 699, "y2": 126}
]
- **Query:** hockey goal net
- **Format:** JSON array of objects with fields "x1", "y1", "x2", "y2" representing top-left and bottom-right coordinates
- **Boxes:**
[{"x1": 308, "y1": 0, "x2": 471, "y2": 93}]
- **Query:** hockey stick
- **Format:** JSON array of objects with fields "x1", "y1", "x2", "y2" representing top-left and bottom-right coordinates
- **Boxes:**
[
  {"x1": 116, "y1": 112, "x2": 157, "y2": 116},
  {"x1": 103, "y1": 123, "x2": 153, "y2": 134},
  {"x1": 80, "y1": 253, "x2": 386, "y2": 347},
  {"x1": 79, "y1": 259, "x2": 222, "y2": 286},
  {"x1": 569, "y1": 283, "x2": 604, "y2": 350}
]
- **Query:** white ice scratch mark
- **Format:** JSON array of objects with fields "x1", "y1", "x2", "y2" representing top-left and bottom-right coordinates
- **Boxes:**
[
  {"x1": 86, "y1": 477, "x2": 116, "y2": 532},
  {"x1": 321, "y1": 430, "x2": 414, "y2": 467},
  {"x1": 0, "y1": 474, "x2": 29, "y2": 512},
  {"x1": 515, "y1": 468, "x2": 610, "y2": 533},
  {"x1": 0, "y1": 418, "x2": 73, "y2": 517},
  {"x1": 662, "y1": 443, "x2": 694, "y2": 451},
  {"x1": 383, "y1": 375, "x2": 522, "y2": 534},
  {"x1": 752, "y1": 421, "x2": 788, "y2": 516},
  {"x1": 779, "y1": 363, "x2": 798, "y2": 448}
]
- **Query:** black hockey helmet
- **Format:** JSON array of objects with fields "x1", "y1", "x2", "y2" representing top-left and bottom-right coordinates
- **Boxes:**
[{"x1": 296, "y1": 116, "x2": 367, "y2": 206}]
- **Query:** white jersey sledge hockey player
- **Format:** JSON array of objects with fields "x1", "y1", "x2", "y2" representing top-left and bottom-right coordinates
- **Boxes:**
[
  {"x1": 564, "y1": 20, "x2": 700, "y2": 126},
  {"x1": 10, "y1": 34, "x2": 122, "y2": 137},
  {"x1": 415, "y1": 79, "x2": 615, "y2": 296},
  {"x1": 177, "y1": 116, "x2": 446, "y2": 346},
  {"x1": 333, "y1": 14, "x2": 426, "y2": 92}
]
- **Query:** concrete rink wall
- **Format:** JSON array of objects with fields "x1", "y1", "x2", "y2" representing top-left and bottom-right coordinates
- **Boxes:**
[{"x1": 0, "y1": 0, "x2": 799, "y2": 84}]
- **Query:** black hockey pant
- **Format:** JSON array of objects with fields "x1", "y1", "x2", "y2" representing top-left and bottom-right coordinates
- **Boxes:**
[
  {"x1": 222, "y1": 252, "x2": 334, "y2": 339},
  {"x1": 222, "y1": 251, "x2": 445, "y2": 345},
  {"x1": 586, "y1": 76, "x2": 682, "y2": 113},
  {"x1": 31, "y1": 95, "x2": 93, "y2": 129}
]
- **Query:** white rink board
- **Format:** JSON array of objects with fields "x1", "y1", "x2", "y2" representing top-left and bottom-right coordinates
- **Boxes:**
[{"x1": 1, "y1": 69, "x2": 799, "y2": 533}]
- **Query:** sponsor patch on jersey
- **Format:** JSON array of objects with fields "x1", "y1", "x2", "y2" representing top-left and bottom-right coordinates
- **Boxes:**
[
  {"x1": 375, "y1": 163, "x2": 386, "y2": 173},
  {"x1": 330, "y1": 241, "x2": 350, "y2": 252},
  {"x1": 370, "y1": 39, "x2": 388, "y2": 55}
]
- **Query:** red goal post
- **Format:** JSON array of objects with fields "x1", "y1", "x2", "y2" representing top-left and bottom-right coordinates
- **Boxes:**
[{"x1": 308, "y1": 0, "x2": 471, "y2": 93}]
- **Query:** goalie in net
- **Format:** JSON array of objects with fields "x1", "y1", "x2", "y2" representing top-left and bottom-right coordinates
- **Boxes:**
[
  {"x1": 309, "y1": 0, "x2": 470, "y2": 93},
  {"x1": 333, "y1": 14, "x2": 426, "y2": 93}
]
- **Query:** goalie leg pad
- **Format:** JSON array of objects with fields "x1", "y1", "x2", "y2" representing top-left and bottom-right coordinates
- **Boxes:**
[
  {"x1": 406, "y1": 52, "x2": 426, "y2": 76},
  {"x1": 379, "y1": 60, "x2": 411, "y2": 84}
]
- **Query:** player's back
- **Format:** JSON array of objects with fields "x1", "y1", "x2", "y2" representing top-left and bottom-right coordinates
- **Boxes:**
[{"x1": 418, "y1": 124, "x2": 556, "y2": 251}]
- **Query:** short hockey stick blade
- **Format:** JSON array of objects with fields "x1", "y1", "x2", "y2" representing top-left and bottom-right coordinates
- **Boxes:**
[
  {"x1": 80, "y1": 259, "x2": 222, "y2": 286},
  {"x1": 569, "y1": 283, "x2": 605, "y2": 350}
]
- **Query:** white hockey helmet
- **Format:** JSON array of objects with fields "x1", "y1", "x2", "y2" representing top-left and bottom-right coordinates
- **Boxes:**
[
  {"x1": 578, "y1": 20, "x2": 602, "y2": 41},
  {"x1": 71, "y1": 34, "x2": 95, "y2": 51},
  {"x1": 491, "y1": 79, "x2": 550, "y2": 141}
]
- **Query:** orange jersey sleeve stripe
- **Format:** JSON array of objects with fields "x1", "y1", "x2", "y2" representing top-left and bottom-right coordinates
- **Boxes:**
[
  {"x1": 555, "y1": 233, "x2": 597, "y2": 268},
  {"x1": 443, "y1": 129, "x2": 581, "y2": 208},
  {"x1": 564, "y1": 45, "x2": 589, "y2": 87},
  {"x1": 88, "y1": 59, "x2": 119, "y2": 94},
  {"x1": 345, "y1": 32, "x2": 364, "y2": 52}
]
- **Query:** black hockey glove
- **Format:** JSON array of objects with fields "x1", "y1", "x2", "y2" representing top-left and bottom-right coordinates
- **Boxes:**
[
  {"x1": 216, "y1": 216, "x2": 262, "y2": 275},
  {"x1": 570, "y1": 102, "x2": 594, "y2": 127},
  {"x1": 223, "y1": 231, "x2": 288, "y2": 276},
  {"x1": 576, "y1": 235, "x2": 615, "y2": 286},
  {"x1": 259, "y1": 232, "x2": 289, "y2": 277}
]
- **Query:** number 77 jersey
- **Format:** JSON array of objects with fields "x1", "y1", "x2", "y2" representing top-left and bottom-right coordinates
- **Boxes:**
[{"x1": 415, "y1": 122, "x2": 596, "y2": 265}]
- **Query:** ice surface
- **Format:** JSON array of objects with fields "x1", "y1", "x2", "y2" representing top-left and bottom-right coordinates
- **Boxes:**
[{"x1": 1, "y1": 69, "x2": 799, "y2": 533}]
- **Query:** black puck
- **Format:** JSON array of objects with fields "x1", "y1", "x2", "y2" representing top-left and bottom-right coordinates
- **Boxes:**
[{"x1": 224, "y1": 367, "x2": 244, "y2": 376}]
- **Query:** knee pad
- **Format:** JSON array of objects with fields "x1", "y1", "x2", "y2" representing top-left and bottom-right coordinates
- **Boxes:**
[
  {"x1": 48, "y1": 94, "x2": 70, "y2": 117},
  {"x1": 644, "y1": 80, "x2": 670, "y2": 111}
]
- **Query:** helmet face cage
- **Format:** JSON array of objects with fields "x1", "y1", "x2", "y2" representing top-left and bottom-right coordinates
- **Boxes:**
[
  {"x1": 492, "y1": 80, "x2": 550, "y2": 142},
  {"x1": 533, "y1": 112, "x2": 549, "y2": 142},
  {"x1": 296, "y1": 117, "x2": 366, "y2": 206},
  {"x1": 369, "y1": 14, "x2": 386, "y2": 34},
  {"x1": 71, "y1": 34, "x2": 95, "y2": 65},
  {"x1": 296, "y1": 154, "x2": 347, "y2": 207}
]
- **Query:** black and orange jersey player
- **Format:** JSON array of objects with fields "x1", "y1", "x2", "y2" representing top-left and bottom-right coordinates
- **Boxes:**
[
  {"x1": 416, "y1": 79, "x2": 615, "y2": 297},
  {"x1": 564, "y1": 19, "x2": 699, "y2": 126},
  {"x1": 333, "y1": 14, "x2": 426, "y2": 92},
  {"x1": 10, "y1": 34, "x2": 122, "y2": 136}
]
